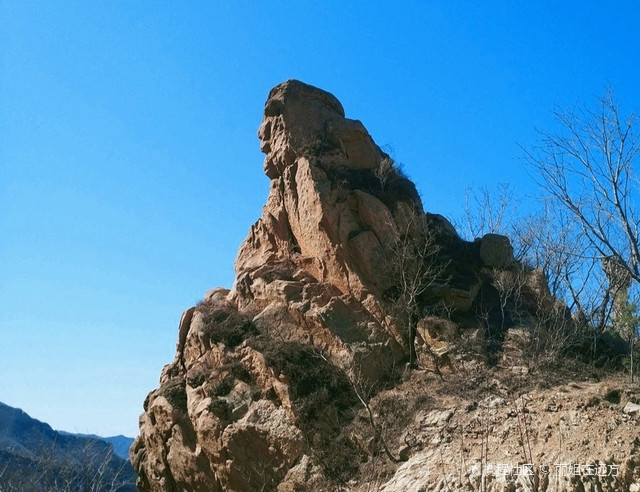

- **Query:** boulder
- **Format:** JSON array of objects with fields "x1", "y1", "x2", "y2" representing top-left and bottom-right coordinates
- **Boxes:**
[
  {"x1": 623, "y1": 402, "x2": 640, "y2": 416},
  {"x1": 479, "y1": 233, "x2": 514, "y2": 268},
  {"x1": 258, "y1": 79, "x2": 380, "y2": 179}
]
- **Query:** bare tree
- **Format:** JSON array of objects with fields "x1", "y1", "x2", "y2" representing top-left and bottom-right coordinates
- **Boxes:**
[
  {"x1": 515, "y1": 204, "x2": 615, "y2": 335},
  {"x1": 383, "y1": 209, "x2": 449, "y2": 370},
  {"x1": 524, "y1": 89, "x2": 640, "y2": 287},
  {"x1": 460, "y1": 183, "x2": 516, "y2": 240},
  {"x1": 373, "y1": 156, "x2": 396, "y2": 194},
  {"x1": 0, "y1": 439, "x2": 134, "y2": 492},
  {"x1": 347, "y1": 367, "x2": 403, "y2": 463},
  {"x1": 459, "y1": 182, "x2": 613, "y2": 362},
  {"x1": 523, "y1": 89, "x2": 640, "y2": 353},
  {"x1": 613, "y1": 292, "x2": 640, "y2": 382}
]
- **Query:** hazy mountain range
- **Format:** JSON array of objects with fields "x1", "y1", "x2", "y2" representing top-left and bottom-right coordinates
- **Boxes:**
[
  {"x1": 58, "y1": 431, "x2": 134, "y2": 460},
  {"x1": 0, "y1": 401, "x2": 136, "y2": 491}
]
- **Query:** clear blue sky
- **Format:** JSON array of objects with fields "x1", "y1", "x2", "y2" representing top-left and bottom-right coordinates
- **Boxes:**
[{"x1": 1, "y1": 1, "x2": 639, "y2": 437}]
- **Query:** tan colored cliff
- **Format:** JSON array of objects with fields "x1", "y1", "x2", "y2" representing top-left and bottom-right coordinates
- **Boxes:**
[{"x1": 131, "y1": 81, "x2": 640, "y2": 492}]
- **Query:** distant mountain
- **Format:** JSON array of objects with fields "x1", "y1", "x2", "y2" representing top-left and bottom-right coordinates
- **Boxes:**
[
  {"x1": 101, "y1": 435, "x2": 135, "y2": 461},
  {"x1": 59, "y1": 431, "x2": 135, "y2": 460},
  {"x1": 0, "y1": 402, "x2": 136, "y2": 491}
]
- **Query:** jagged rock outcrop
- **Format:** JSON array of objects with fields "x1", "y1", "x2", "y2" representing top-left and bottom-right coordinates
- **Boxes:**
[{"x1": 132, "y1": 80, "x2": 639, "y2": 491}]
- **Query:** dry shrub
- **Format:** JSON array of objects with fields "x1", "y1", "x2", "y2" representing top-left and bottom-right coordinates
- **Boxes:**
[
  {"x1": 251, "y1": 338, "x2": 362, "y2": 483},
  {"x1": 197, "y1": 304, "x2": 259, "y2": 348},
  {"x1": 158, "y1": 378, "x2": 187, "y2": 411}
]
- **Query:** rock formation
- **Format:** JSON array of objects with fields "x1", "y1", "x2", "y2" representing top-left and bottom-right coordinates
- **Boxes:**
[{"x1": 132, "y1": 80, "x2": 640, "y2": 491}]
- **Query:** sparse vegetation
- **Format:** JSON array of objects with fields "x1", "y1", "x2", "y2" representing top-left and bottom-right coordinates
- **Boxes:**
[
  {"x1": 381, "y1": 209, "x2": 451, "y2": 370},
  {"x1": 300, "y1": 127, "x2": 343, "y2": 158},
  {"x1": 0, "y1": 439, "x2": 135, "y2": 492},
  {"x1": 324, "y1": 158, "x2": 421, "y2": 210},
  {"x1": 135, "y1": 83, "x2": 640, "y2": 491},
  {"x1": 615, "y1": 293, "x2": 640, "y2": 382},
  {"x1": 460, "y1": 89, "x2": 640, "y2": 377},
  {"x1": 158, "y1": 378, "x2": 188, "y2": 411},
  {"x1": 207, "y1": 398, "x2": 231, "y2": 420},
  {"x1": 523, "y1": 89, "x2": 640, "y2": 374},
  {"x1": 251, "y1": 337, "x2": 361, "y2": 483},
  {"x1": 303, "y1": 132, "x2": 422, "y2": 210},
  {"x1": 186, "y1": 364, "x2": 209, "y2": 388},
  {"x1": 209, "y1": 377, "x2": 233, "y2": 397},
  {"x1": 197, "y1": 303, "x2": 259, "y2": 349}
]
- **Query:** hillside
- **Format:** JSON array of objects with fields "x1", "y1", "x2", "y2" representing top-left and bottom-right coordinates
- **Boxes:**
[
  {"x1": 102, "y1": 435, "x2": 135, "y2": 461},
  {"x1": 132, "y1": 80, "x2": 640, "y2": 491},
  {"x1": 0, "y1": 402, "x2": 136, "y2": 491},
  {"x1": 59, "y1": 431, "x2": 135, "y2": 461}
]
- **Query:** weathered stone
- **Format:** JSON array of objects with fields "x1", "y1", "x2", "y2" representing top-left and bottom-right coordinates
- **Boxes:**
[
  {"x1": 479, "y1": 233, "x2": 514, "y2": 268},
  {"x1": 623, "y1": 402, "x2": 640, "y2": 416},
  {"x1": 354, "y1": 190, "x2": 396, "y2": 247},
  {"x1": 426, "y1": 212, "x2": 459, "y2": 240},
  {"x1": 333, "y1": 118, "x2": 381, "y2": 170},
  {"x1": 258, "y1": 79, "x2": 380, "y2": 179},
  {"x1": 348, "y1": 230, "x2": 383, "y2": 286},
  {"x1": 429, "y1": 280, "x2": 481, "y2": 312},
  {"x1": 132, "y1": 80, "x2": 572, "y2": 492}
]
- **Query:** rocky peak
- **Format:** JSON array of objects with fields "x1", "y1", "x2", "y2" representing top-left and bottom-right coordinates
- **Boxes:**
[
  {"x1": 132, "y1": 80, "x2": 514, "y2": 491},
  {"x1": 233, "y1": 80, "x2": 433, "y2": 312},
  {"x1": 129, "y1": 82, "x2": 640, "y2": 492},
  {"x1": 258, "y1": 79, "x2": 381, "y2": 179}
]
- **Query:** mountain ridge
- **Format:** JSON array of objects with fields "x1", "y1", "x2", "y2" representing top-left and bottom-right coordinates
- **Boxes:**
[
  {"x1": 58, "y1": 430, "x2": 134, "y2": 460},
  {"x1": 0, "y1": 401, "x2": 136, "y2": 491}
]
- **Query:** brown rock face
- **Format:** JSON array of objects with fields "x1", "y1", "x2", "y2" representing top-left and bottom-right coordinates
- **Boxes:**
[
  {"x1": 478, "y1": 233, "x2": 514, "y2": 269},
  {"x1": 132, "y1": 81, "x2": 563, "y2": 491},
  {"x1": 258, "y1": 80, "x2": 381, "y2": 179}
]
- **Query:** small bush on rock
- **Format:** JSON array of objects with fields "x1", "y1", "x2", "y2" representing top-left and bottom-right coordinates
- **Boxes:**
[
  {"x1": 225, "y1": 359, "x2": 252, "y2": 383},
  {"x1": 209, "y1": 377, "x2": 233, "y2": 397},
  {"x1": 301, "y1": 129, "x2": 343, "y2": 158},
  {"x1": 158, "y1": 378, "x2": 187, "y2": 411},
  {"x1": 208, "y1": 398, "x2": 231, "y2": 420},
  {"x1": 187, "y1": 364, "x2": 210, "y2": 388},
  {"x1": 197, "y1": 304, "x2": 259, "y2": 348},
  {"x1": 198, "y1": 360, "x2": 253, "y2": 397},
  {"x1": 322, "y1": 158, "x2": 421, "y2": 210},
  {"x1": 251, "y1": 338, "x2": 361, "y2": 483}
]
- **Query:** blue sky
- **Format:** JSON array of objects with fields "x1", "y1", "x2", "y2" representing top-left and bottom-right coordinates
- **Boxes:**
[{"x1": 1, "y1": 1, "x2": 639, "y2": 437}]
